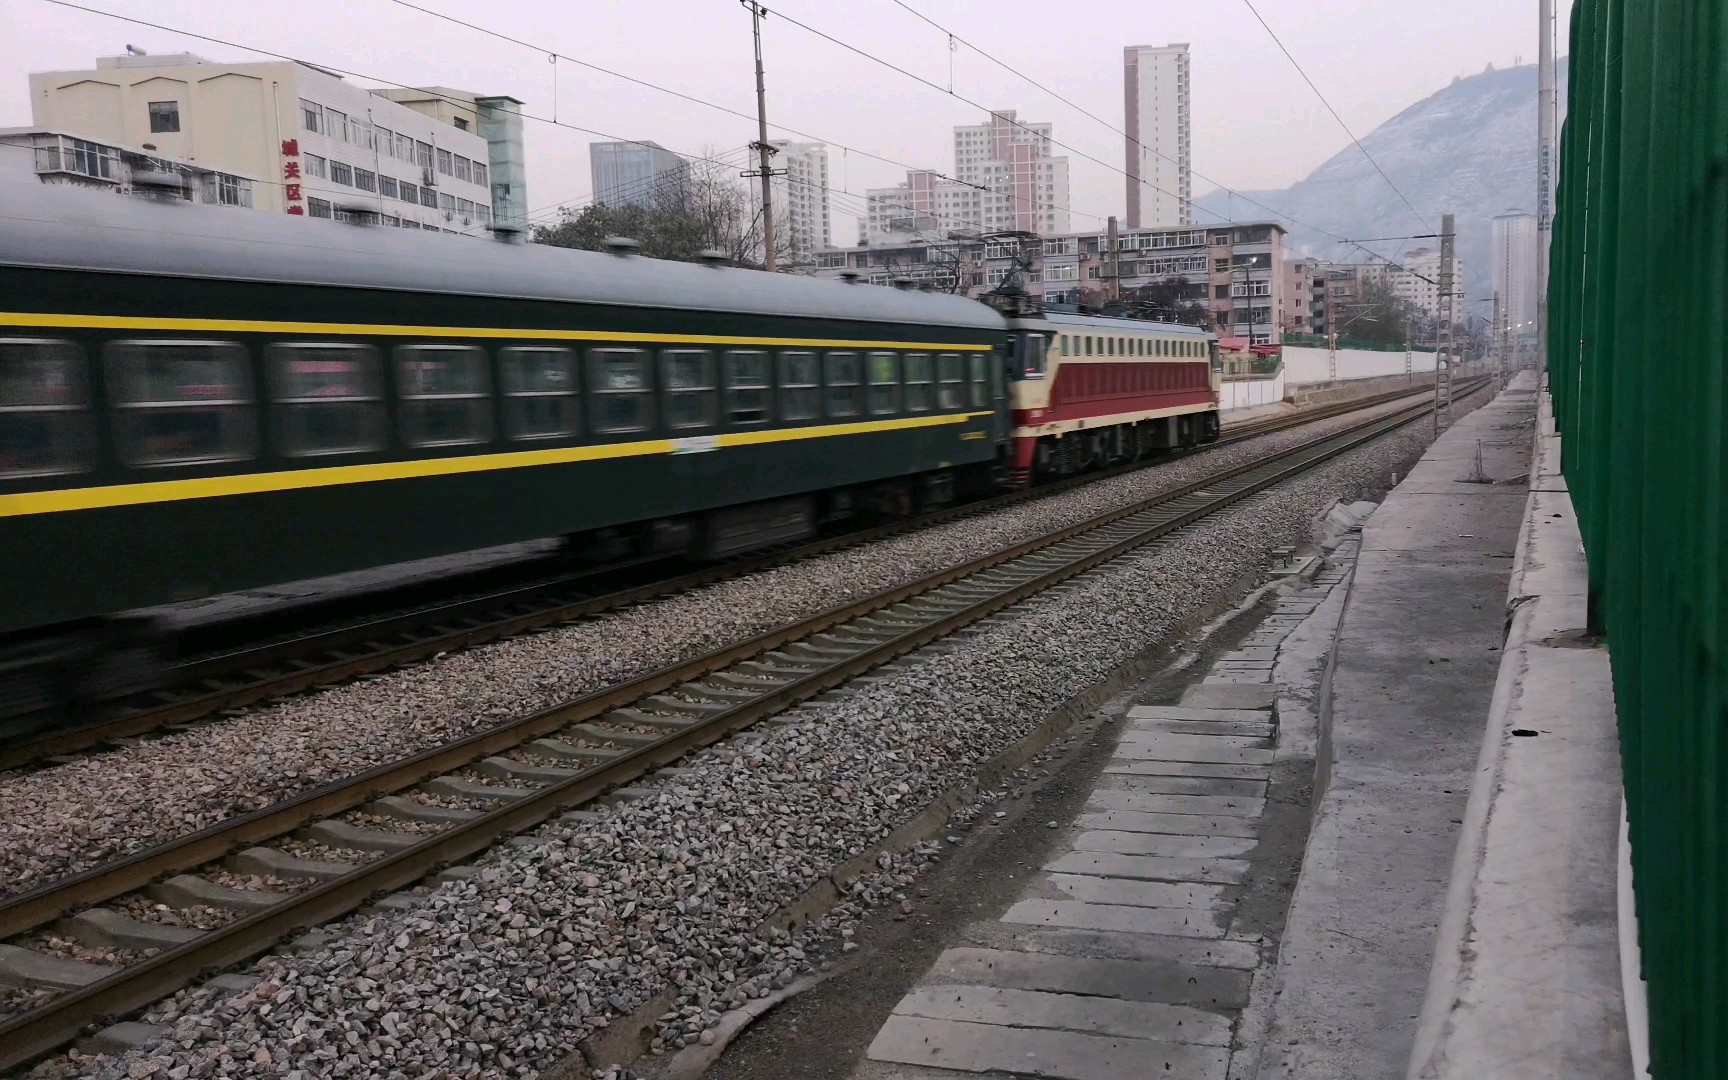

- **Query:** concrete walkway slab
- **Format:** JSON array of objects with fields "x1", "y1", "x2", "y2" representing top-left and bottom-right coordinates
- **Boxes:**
[
  {"x1": 867, "y1": 1015, "x2": 1229, "y2": 1080},
  {"x1": 1126, "y1": 706, "x2": 1272, "y2": 723},
  {"x1": 924, "y1": 945, "x2": 1254, "y2": 1002},
  {"x1": 1103, "y1": 759, "x2": 1270, "y2": 781},
  {"x1": 1074, "y1": 808, "x2": 1261, "y2": 838},
  {"x1": 1047, "y1": 850, "x2": 1251, "y2": 884},
  {"x1": 1002, "y1": 898, "x2": 1225, "y2": 938},
  {"x1": 892, "y1": 984, "x2": 1233, "y2": 1045},
  {"x1": 1041, "y1": 873, "x2": 1225, "y2": 910},
  {"x1": 1069, "y1": 830, "x2": 1258, "y2": 859},
  {"x1": 1096, "y1": 774, "x2": 1267, "y2": 798},
  {"x1": 1086, "y1": 789, "x2": 1263, "y2": 817}
]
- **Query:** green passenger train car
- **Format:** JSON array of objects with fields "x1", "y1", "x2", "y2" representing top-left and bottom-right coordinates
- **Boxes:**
[{"x1": 0, "y1": 178, "x2": 1014, "y2": 711}]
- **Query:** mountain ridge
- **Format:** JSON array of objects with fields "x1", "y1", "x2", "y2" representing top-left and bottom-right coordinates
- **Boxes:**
[{"x1": 1194, "y1": 61, "x2": 1569, "y2": 305}]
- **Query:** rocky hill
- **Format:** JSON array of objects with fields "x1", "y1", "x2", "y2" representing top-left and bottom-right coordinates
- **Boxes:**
[{"x1": 1194, "y1": 61, "x2": 1569, "y2": 304}]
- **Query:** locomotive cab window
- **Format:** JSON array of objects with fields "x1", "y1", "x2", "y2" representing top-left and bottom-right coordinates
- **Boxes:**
[
  {"x1": 395, "y1": 344, "x2": 492, "y2": 447},
  {"x1": 0, "y1": 338, "x2": 91, "y2": 478},
  {"x1": 722, "y1": 350, "x2": 771, "y2": 425},
  {"x1": 823, "y1": 351, "x2": 863, "y2": 417},
  {"x1": 661, "y1": 349, "x2": 717, "y2": 430},
  {"x1": 107, "y1": 340, "x2": 255, "y2": 467},
  {"x1": 267, "y1": 343, "x2": 384, "y2": 457},
  {"x1": 588, "y1": 348, "x2": 653, "y2": 434},
  {"x1": 903, "y1": 352, "x2": 933, "y2": 412},
  {"x1": 1013, "y1": 334, "x2": 1047, "y2": 379},
  {"x1": 867, "y1": 351, "x2": 899, "y2": 415},
  {"x1": 778, "y1": 351, "x2": 819, "y2": 420},
  {"x1": 500, "y1": 346, "x2": 578, "y2": 441}
]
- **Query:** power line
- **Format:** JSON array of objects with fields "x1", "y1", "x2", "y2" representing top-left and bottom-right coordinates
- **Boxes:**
[{"x1": 1238, "y1": 0, "x2": 1431, "y2": 230}]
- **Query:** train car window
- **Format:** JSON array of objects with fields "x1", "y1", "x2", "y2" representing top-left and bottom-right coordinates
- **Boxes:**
[
  {"x1": 588, "y1": 348, "x2": 653, "y2": 433},
  {"x1": 903, "y1": 353, "x2": 933, "y2": 412},
  {"x1": 777, "y1": 351, "x2": 820, "y2": 420},
  {"x1": 937, "y1": 353, "x2": 965, "y2": 410},
  {"x1": 1084, "y1": 337, "x2": 1094, "y2": 357},
  {"x1": 395, "y1": 344, "x2": 492, "y2": 447},
  {"x1": 106, "y1": 340, "x2": 256, "y2": 467},
  {"x1": 965, "y1": 353, "x2": 988, "y2": 408},
  {"x1": 500, "y1": 346, "x2": 578, "y2": 441},
  {"x1": 0, "y1": 339, "x2": 92, "y2": 478},
  {"x1": 1059, "y1": 335, "x2": 1070, "y2": 356},
  {"x1": 266, "y1": 343, "x2": 384, "y2": 457},
  {"x1": 661, "y1": 349, "x2": 717, "y2": 430},
  {"x1": 867, "y1": 352, "x2": 900, "y2": 415},
  {"x1": 723, "y1": 350, "x2": 771, "y2": 425},
  {"x1": 823, "y1": 351, "x2": 863, "y2": 417},
  {"x1": 1020, "y1": 335, "x2": 1048, "y2": 379}
]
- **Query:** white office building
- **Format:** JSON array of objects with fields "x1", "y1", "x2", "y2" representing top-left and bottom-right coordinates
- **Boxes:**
[
  {"x1": 1492, "y1": 209, "x2": 1540, "y2": 335},
  {"x1": 28, "y1": 53, "x2": 526, "y2": 234},
  {"x1": 768, "y1": 139, "x2": 831, "y2": 265},
  {"x1": 1123, "y1": 43, "x2": 1192, "y2": 228}
]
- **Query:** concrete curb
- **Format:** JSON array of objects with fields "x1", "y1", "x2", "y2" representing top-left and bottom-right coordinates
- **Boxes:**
[{"x1": 1404, "y1": 379, "x2": 1631, "y2": 1079}]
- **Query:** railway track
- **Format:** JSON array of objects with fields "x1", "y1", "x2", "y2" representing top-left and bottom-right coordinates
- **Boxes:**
[
  {"x1": 0, "y1": 379, "x2": 1487, "y2": 1072},
  {"x1": 0, "y1": 380, "x2": 1462, "y2": 774}
]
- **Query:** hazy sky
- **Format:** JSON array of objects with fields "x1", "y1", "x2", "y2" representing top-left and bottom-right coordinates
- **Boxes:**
[{"x1": 5, "y1": 0, "x2": 1569, "y2": 244}]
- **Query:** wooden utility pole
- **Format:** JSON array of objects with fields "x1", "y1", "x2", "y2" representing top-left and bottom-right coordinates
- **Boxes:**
[{"x1": 742, "y1": 0, "x2": 779, "y2": 271}]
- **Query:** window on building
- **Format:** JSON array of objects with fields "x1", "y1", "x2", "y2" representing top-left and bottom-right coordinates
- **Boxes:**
[
  {"x1": 416, "y1": 141, "x2": 433, "y2": 169},
  {"x1": 300, "y1": 99, "x2": 324, "y2": 135},
  {"x1": 823, "y1": 351, "x2": 863, "y2": 417},
  {"x1": 147, "y1": 101, "x2": 180, "y2": 134},
  {"x1": 454, "y1": 155, "x2": 473, "y2": 183},
  {"x1": 473, "y1": 161, "x2": 488, "y2": 188},
  {"x1": 438, "y1": 192, "x2": 456, "y2": 213},
  {"x1": 398, "y1": 181, "x2": 417, "y2": 203},
  {"x1": 376, "y1": 127, "x2": 394, "y2": 157},
  {"x1": 326, "y1": 109, "x2": 350, "y2": 143},
  {"x1": 588, "y1": 348, "x2": 652, "y2": 433},
  {"x1": 661, "y1": 350, "x2": 717, "y2": 429},
  {"x1": 354, "y1": 169, "x2": 376, "y2": 193},
  {"x1": 303, "y1": 154, "x2": 327, "y2": 179},
  {"x1": 866, "y1": 352, "x2": 899, "y2": 415},
  {"x1": 379, "y1": 176, "x2": 399, "y2": 199},
  {"x1": 0, "y1": 338, "x2": 91, "y2": 478},
  {"x1": 456, "y1": 198, "x2": 474, "y2": 217},
  {"x1": 307, "y1": 197, "x2": 333, "y2": 219},
  {"x1": 351, "y1": 122, "x2": 373, "y2": 151},
  {"x1": 329, "y1": 161, "x2": 354, "y2": 187},
  {"x1": 437, "y1": 148, "x2": 454, "y2": 176},
  {"x1": 420, "y1": 187, "x2": 439, "y2": 209},
  {"x1": 215, "y1": 174, "x2": 252, "y2": 208},
  {"x1": 722, "y1": 350, "x2": 770, "y2": 425},
  {"x1": 395, "y1": 344, "x2": 492, "y2": 446},
  {"x1": 500, "y1": 346, "x2": 578, "y2": 440},
  {"x1": 266, "y1": 343, "x2": 384, "y2": 457},
  {"x1": 454, "y1": 116, "x2": 470, "y2": 131},
  {"x1": 1214, "y1": 258, "x2": 1229, "y2": 273},
  {"x1": 778, "y1": 351, "x2": 819, "y2": 420},
  {"x1": 106, "y1": 340, "x2": 255, "y2": 466}
]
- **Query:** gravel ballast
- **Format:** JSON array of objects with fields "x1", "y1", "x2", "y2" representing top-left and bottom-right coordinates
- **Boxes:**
[
  {"x1": 38, "y1": 418, "x2": 1458, "y2": 1080},
  {"x1": 0, "y1": 396, "x2": 1434, "y2": 901}
]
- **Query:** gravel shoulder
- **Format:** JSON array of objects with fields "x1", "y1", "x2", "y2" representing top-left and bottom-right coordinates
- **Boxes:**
[
  {"x1": 31, "y1": 411, "x2": 1470, "y2": 1080},
  {"x1": 0, "y1": 396, "x2": 1428, "y2": 902}
]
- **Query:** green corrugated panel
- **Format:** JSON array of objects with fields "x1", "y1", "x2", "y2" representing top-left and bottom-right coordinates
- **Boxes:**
[{"x1": 1548, "y1": 0, "x2": 1726, "y2": 1074}]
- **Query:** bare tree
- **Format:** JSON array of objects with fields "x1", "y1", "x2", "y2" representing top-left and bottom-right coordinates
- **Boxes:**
[{"x1": 535, "y1": 154, "x2": 792, "y2": 269}]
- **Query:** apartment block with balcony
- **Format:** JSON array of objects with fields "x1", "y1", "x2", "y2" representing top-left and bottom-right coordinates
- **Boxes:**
[
  {"x1": 769, "y1": 139, "x2": 832, "y2": 266},
  {"x1": 28, "y1": 54, "x2": 526, "y2": 235},
  {"x1": 1123, "y1": 43, "x2": 1192, "y2": 227},
  {"x1": 1, "y1": 125, "x2": 257, "y2": 209}
]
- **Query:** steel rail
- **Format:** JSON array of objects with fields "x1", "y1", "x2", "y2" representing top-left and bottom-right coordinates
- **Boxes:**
[
  {"x1": 0, "y1": 379, "x2": 1461, "y2": 773},
  {"x1": 0, "y1": 382, "x2": 1488, "y2": 1071}
]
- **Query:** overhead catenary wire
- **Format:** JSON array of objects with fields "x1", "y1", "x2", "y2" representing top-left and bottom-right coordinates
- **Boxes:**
[{"x1": 1238, "y1": 0, "x2": 1431, "y2": 232}]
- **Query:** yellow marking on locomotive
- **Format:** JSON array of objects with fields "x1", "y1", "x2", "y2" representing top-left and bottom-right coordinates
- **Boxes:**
[
  {"x1": 0, "y1": 412, "x2": 1000, "y2": 519},
  {"x1": 0, "y1": 312, "x2": 995, "y2": 352}
]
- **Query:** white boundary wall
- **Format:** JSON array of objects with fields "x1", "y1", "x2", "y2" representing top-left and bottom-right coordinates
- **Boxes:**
[{"x1": 1284, "y1": 345, "x2": 1439, "y2": 385}]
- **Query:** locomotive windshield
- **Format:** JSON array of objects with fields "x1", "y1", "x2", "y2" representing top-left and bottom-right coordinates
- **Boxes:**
[{"x1": 1009, "y1": 333, "x2": 1048, "y2": 380}]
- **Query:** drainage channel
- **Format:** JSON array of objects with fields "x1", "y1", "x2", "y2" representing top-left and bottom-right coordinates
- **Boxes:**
[{"x1": 0, "y1": 391, "x2": 1461, "y2": 1072}]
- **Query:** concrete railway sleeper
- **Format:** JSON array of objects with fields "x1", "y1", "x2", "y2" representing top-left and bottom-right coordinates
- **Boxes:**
[
  {"x1": 0, "y1": 380, "x2": 1459, "y2": 774},
  {"x1": 0, "y1": 382, "x2": 1486, "y2": 1073}
]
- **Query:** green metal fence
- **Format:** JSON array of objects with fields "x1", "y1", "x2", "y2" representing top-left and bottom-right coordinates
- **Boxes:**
[{"x1": 1547, "y1": 1, "x2": 1725, "y2": 1075}]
